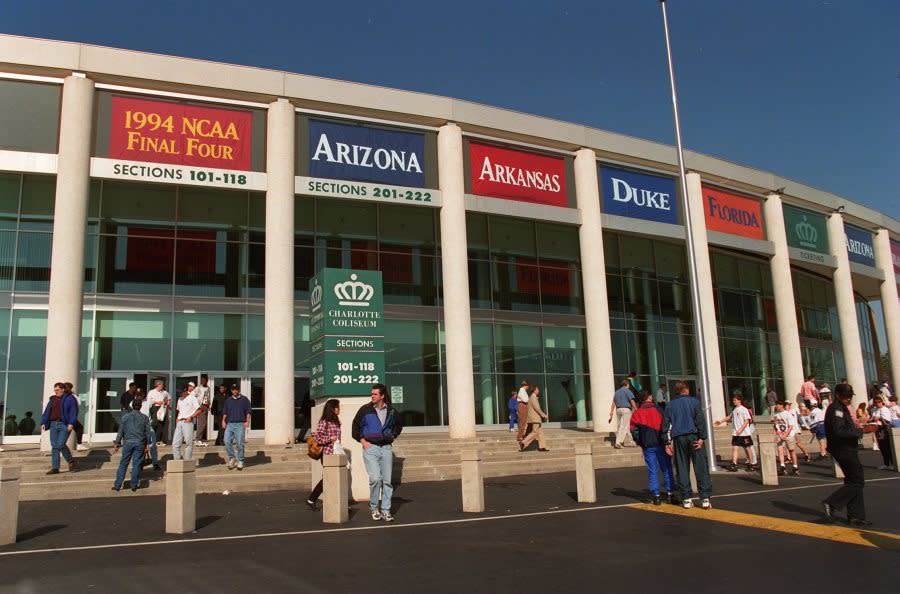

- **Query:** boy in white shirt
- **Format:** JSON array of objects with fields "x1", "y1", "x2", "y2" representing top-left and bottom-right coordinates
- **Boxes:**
[
  {"x1": 715, "y1": 394, "x2": 757, "y2": 472},
  {"x1": 774, "y1": 401, "x2": 800, "y2": 476},
  {"x1": 785, "y1": 401, "x2": 811, "y2": 462},
  {"x1": 801, "y1": 403, "x2": 828, "y2": 459}
]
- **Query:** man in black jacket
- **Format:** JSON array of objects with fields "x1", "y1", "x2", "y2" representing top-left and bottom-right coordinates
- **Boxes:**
[{"x1": 822, "y1": 383, "x2": 873, "y2": 526}]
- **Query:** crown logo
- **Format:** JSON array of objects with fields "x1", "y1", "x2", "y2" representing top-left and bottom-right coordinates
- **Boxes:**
[
  {"x1": 334, "y1": 273, "x2": 374, "y2": 307},
  {"x1": 310, "y1": 279, "x2": 323, "y2": 312},
  {"x1": 795, "y1": 216, "x2": 818, "y2": 248}
]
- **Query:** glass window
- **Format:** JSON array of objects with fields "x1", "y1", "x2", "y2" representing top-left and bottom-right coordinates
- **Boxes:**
[
  {"x1": 9, "y1": 310, "x2": 47, "y2": 370},
  {"x1": 385, "y1": 320, "x2": 440, "y2": 373},
  {"x1": 0, "y1": 173, "x2": 20, "y2": 229},
  {"x1": 4, "y1": 373, "x2": 44, "y2": 433},
  {"x1": 381, "y1": 253, "x2": 439, "y2": 306},
  {"x1": 545, "y1": 374, "x2": 590, "y2": 423},
  {"x1": 387, "y1": 372, "x2": 442, "y2": 427},
  {"x1": 295, "y1": 317, "x2": 311, "y2": 371},
  {"x1": 713, "y1": 253, "x2": 739, "y2": 289},
  {"x1": 468, "y1": 259, "x2": 492, "y2": 309},
  {"x1": 0, "y1": 80, "x2": 60, "y2": 153},
  {"x1": 490, "y1": 218, "x2": 535, "y2": 258},
  {"x1": 494, "y1": 324, "x2": 543, "y2": 375},
  {"x1": 177, "y1": 187, "x2": 248, "y2": 232},
  {"x1": 471, "y1": 323, "x2": 494, "y2": 374},
  {"x1": 492, "y1": 260, "x2": 540, "y2": 312},
  {"x1": 96, "y1": 233, "x2": 174, "y2": 295},
  {"x1": 0, "y1": 231, "x2": 15, "y2": 290},
  {"x1": 294, "y1": 196, "x2": 315, "y2": 240},
  {"x1": 94, "y1": 311, "x2": 171, "y2": 370},
  {"x1": 473, "y1": 373, "x2": 499, "y2": 425},
  {"x1": 316, "y1": 199, "x2": 376, "y2": 248},
  {"x1": 100, "y1": 182, "x2": 176, "y2": 230},
  {"x1": 543, "y1": 327, "x2": 588, "y2": 375},
  {"x1": 466, "y1": 213, "x2": 489, "y2": 260},
  {"x1": 19, "y1": 175, "x2": 55, "y2": 231},
  {"x1": 292, "y1": 245, "x2": 315, "y2": 300},
  {"x1": 618, "y1": 235, "x2": 654, "y2": 273},
  {"x1": 654, "y1": 242, "x2": 686, "y2": 281},
  {"x1": 244, "y1": 315, "x2": 264, "y2": 371},
  {"x1": 13, "y1": 232, "x2": 52, "y2": 292},
  {"x1": 379, "y1": 205, "x2": 435, "y2": 254},
  {"x1": 173, "y1": 313, "x2": 242, "y2": 371},
  {"x1": 540, "y1": 264, "x2": 583, "y2": 314},
  {"x1": 537, "y1": 223, "x2": 579, "y2": 264},
  {"x1": 174, "y1": 239, "x2": 242, "y2": 297},
  {"x1": 603, "y1": 233, "x2": 620, "y2": 272}
]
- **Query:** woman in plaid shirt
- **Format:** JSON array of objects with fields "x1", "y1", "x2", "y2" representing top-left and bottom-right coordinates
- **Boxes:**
[{"x1": 306, "y1": 399, "x2": 342, "y2": 509}]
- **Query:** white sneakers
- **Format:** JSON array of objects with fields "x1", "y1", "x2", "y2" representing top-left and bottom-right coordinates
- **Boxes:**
[
  {"x1": 236, "y1": 460, "x2": 244, "y2": 470},
  {"x1": 227, "y1": 458, "x2": 236, "y2": 470},
  {"x1": 682, "y1": 498, "x2": 712, "y2": 510},
  {"x1": 682, "y1": 499, "x2": 694, "y2": 509},
  {"x1": 194, "y1": 441, "x2": 209, "y2": 447},
  {"x1": 701, "y1": 498, "x2": 712, "y2": 510},
  {"x1": 371, "y1": 510, "x2": 382, "y2": 521}
]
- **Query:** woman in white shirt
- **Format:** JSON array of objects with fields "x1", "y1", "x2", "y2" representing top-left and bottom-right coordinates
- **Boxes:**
[{"x1": 871, "y1": 396, "x2": 895, "y2": 469}]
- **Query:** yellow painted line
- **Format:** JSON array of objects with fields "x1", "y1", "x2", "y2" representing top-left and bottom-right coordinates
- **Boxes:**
[{"x1": 630, "y1": 503, "x2": 900, "y2": 551}]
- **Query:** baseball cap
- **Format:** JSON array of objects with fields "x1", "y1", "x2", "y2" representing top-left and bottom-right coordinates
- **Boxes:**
[
  {"x1": 187, "y1": 381, "x2": 196, "y2": 387},
  {"x1": 834, "y1": 383, "x2": 854, "y2": 398},
  {"x1": 230, "y1": 384, "x2": 239, "y2": 389}
]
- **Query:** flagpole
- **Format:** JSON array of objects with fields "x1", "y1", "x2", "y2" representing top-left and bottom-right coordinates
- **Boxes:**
[{"x1": 659, "y1": 0, "x2": 718, "y2": 471}]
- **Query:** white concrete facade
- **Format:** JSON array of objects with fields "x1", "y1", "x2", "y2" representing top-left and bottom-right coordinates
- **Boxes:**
[{"x1": 0, "y1": 36, "x2": 896, "y2": 446}]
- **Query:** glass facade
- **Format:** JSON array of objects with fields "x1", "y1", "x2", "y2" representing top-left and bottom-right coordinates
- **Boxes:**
[
  {"x1": 605, "y1": 232, "x2": 696, "y2": 399},
  {"x1": 855, "y1": 296, "x2": 882, "y2": 387},
  {"x1": 792, "y1": 269, "x2": 845, "y2": 391},
  {"x1": 711, "y1": 251, "x2": 782, "y2": 414},
  {"x1": 0, "y1": 80, "x2": 60, "y2": 154}
]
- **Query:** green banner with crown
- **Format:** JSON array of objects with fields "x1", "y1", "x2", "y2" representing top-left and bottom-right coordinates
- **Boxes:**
[
  {"x1": 309, "y1": 268, "x2": 385, "y2": 398},
  {"x1": 783, "y1": 204, "x2": 829, "y2": 255}
]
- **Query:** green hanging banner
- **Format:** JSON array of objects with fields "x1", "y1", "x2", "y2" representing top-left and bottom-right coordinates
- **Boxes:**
[
  {"x1": 309, "y1": 268, "x2": 385, "y2": 398},
  {"x1": 783, "y1": 204, "x2": 829, "y2": 255}
]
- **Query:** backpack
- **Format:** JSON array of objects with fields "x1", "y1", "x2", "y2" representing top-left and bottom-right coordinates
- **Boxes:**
[{"x1": 306, "y1": 435, "x2": 323, "y2": 460}]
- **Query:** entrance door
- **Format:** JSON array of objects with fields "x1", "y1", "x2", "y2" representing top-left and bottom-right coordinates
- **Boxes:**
[{"x1": 90, "y1": 374, "x2": 131, "y2": 442}]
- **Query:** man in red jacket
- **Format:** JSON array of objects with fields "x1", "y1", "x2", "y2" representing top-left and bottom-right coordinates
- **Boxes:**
[{"x1": 630, "y1": 392, "x2": 674, "y2": 505}]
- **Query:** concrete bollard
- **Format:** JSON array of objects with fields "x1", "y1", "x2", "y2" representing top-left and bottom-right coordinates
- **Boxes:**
[
  {"x1": 322, "y1": 454, "x2": 349, "y2": 524},
  {"x1": 0, "y1": 466, "x2": 21, "y2": 545},
  {"x1": 461, "y1": 450, "x2": 484, "y2": 513},
  {"x1": 574, "y1": 443, "x2": 596, "y2": 503},
  {"x1": 890, "y1": 428, "x2": 900, "y2": 473},
  {"x1": 757, "y1": 431, "x2": 779, "y2": 486},
  {"x1": 166, "y1": 459, "x2": 196, "y2": 534}
]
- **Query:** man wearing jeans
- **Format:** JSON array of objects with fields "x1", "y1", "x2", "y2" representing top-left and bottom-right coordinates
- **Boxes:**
[
  {"x1": 172, "y1": 386, "x2": 201, "y2": 461},
  {"x1": 608, "y1": 380, "x2": 636, "y2": 448},
  {"x1": 112, "y1": 399, "x2": 152, "y2": 492},
  {"x1": 353, "y1": 383, "x2": 403, "y2": 522},
  {"x1": 662, "y1": 381, "x2": 713, "y2": 509},
  {"x1": 630, "y1": 391, "x2": 674, "y2": 505},
  {"x1": 222, "y1": 384, "x2": 251, "y2": 470},
  {"x1": 40, "y1": 382, "x2": 79, "y2": 475}
]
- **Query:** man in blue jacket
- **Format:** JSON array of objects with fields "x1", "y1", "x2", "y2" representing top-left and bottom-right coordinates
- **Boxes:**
[
  {"x1": 352, "y1": 383, "x2": 403, "y2": 522},
  {"x1": 40, "y1": 382, "x2": 79, "y2": 475},
  {"x1": 112, "y1": 399, "x2": 153, "y2": 492},
  {"x1": 661, "y1": 381, "x2": 712, "y2": 509}
]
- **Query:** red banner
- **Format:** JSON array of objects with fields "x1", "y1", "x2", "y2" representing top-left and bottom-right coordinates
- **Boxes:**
[
  {"x1": 514, "y1": 258, "x2": 572, "y2": 297},
  {"x1": 702, "y1": 186, "x2": 764, "y2": 240},
  {"x1": 109, "y1": 96, "x2": 253, "y2": 170},
  {"x1": 470, "y1": 143, "x2": 566, "y2": 207}
]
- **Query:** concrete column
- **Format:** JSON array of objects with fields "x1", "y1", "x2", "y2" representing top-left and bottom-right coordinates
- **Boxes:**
[
  {"x1": 574, "y1": 442, "x2": 596, "y2": 502},
  {"x1": 874, "y1": 230, "x2": 900, "y2": 387},
  {"x1": 322, "y1": 454, "x2": 349, "y2": 523},
  {"x1": 165, "y1": 459, "x2": 196, "y2": 534},
  {"x1": 0, "y1": 466, "x2": 21, "y2": 545},
  {"x1": 763, "y1": 193, "x2": 804, "y2": 401},
  {"x1": 438, "y1": 124, "x2": 476, "y2": 439},
  {"x1": 827, "y1": 213, "x2": 867, "y2": 406},
  {"x1": 686, "y1": 173, "x2": 726, "y2": 420},
  {"x1": 41, "y1": 75, "x2": 94, "y2": 452},
  {"x1": 757, "y1": 429, "x2": 778, "y2": 486},
  {"x1": 264, "y1": 99, "x2": 295, "y2": 445},
  {"x1": 460, "y1": 449, "x2": 484, "y2": 512},
  {"x1": 573, "y1": 149, "x2": 615, "y2": 432}
]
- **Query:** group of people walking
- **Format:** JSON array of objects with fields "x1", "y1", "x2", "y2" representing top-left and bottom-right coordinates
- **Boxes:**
[{"x1": 510, "y1": 380, "x2": 550, "y2": 452}]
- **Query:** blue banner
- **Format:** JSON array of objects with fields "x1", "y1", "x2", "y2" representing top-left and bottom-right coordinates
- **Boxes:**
[
  {"x1": 599, "y1": 166, "x2": 679, "y2": 224},
  {"x1": 309, "y1": 120, "x2": 425, "y2": 187},
  {"x1": 845, "y1": 224, "x2": 876, "y2": 267}
]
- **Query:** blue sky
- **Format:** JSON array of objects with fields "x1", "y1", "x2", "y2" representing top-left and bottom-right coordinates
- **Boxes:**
[{"x1": 2, "y1": 0, "x2": 897, "y2": 218}]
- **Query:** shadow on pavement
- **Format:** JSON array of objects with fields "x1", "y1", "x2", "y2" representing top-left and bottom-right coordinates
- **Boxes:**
[
  {"x1": 610, "y1": 487, "x2": 647, "y2": 503},
  {"x1": 197, "y1": 515, "x2": 223, "y2": 530},
  {"x1": 16, "y1": 524, "x2": 66, "y2": 543},
  {"x1": 771, "y1": 500, "x2": 823, "y2": 518}
]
